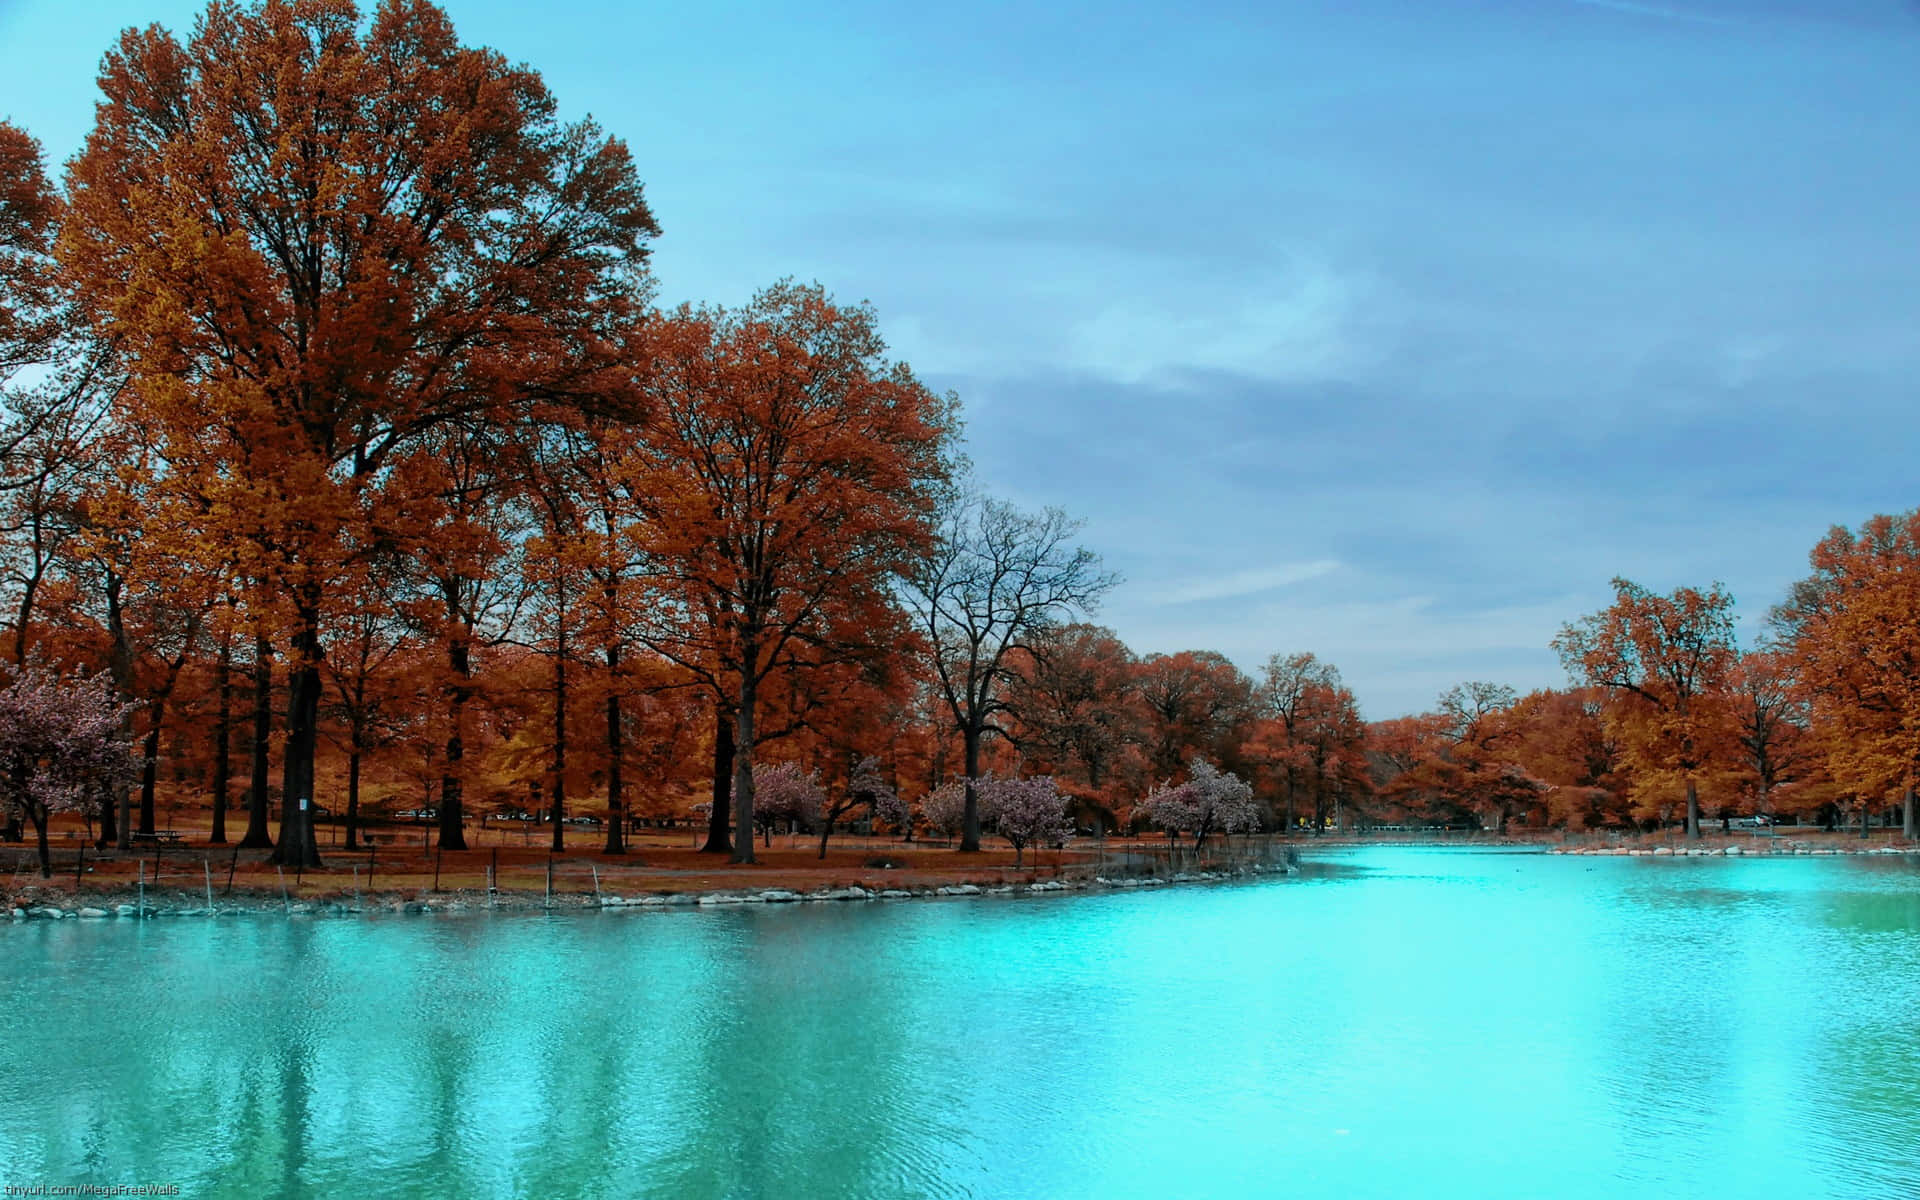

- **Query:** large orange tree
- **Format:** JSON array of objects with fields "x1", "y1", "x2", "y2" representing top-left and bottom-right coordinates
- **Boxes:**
[
  {"x1": 59, "y1": 0, "x2": 656, "y2": 865},
  {"x1": 1775, "y1": 512, "x2": 1920, "y2": 839},
  {"x1": 1554, "y1": 579, "x2": 1736, "y2": 840},
  {"x1": 632, "y1": 283, "x2": 953, "y2": 864}
]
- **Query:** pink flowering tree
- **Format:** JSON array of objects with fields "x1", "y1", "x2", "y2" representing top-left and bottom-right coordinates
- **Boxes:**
[
  {"x1": 751, "y1": 762, "x2": 823, "y2": 847},
  {"x1": 0, "y1": 660, "x2": 139, "y2": 878},
  {"x1": 919, "y1": 779, "x2": 969, "y2": 840},
  {"x1": 979, "y1": 774, "x2": 1073, "y2": 866},
  {"x1": 865, "y1": 760, "x2": 914, "y2": 839},
  {"x1": 1146, "y1": 756, "x2": 1260, "y2": 850},
  {"x1": 814, "y1": 755, "x2": 904, "y2": 859}
]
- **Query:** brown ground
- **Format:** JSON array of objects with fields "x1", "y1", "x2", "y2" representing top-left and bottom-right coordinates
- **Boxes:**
[{"x1": 4, "y1": 811, "x2": 1185, "y2": 905}]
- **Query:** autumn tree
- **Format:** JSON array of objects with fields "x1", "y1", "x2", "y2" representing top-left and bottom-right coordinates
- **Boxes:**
[
  {"x1": 1554, "y1": 579, "x2": 1736, "y2": 840},
  {"x1": 1503, "y1": 688, "x2": 1630, "y2": 830},
  {"x1": 0, "y1": 121, "x2": 58, "y2": 380},
  {"x1": 1720, "y1": 650, "x2": 1818, "y2": 827},
  {"x1": 60, "y1": 0, "x2": 657, "y2": 867},
  {"x1": 1003, "y1": 623, "x2": 1141, "y2": 828},
  {"x1": 907, "y1": 490, "x2": 1115, "y2": 852},
  {"x1": 1775, "y1": 513, "x2": 1920, "y2": 840},
  {"x1": 521, "y1": 409, "x2": 651, "y2": 853},
  {"x1": 632, "y1": 283, "x2": 951, "y2": 864},
  {"x1": 1434, "y1": 682, "x2": 1545, "y2": 834},
  {"x1": 1249, "y1": 653, "x2": 1363, "y2": 833},
  {"x1": 392, "y1": 422, "x2": 530, "y2": 851},
  {"x1": 0, "y1": 121, "x2": 119, "y2": 679},
  {"x1": 1365, "y1": 713, "x2": 1450, "y2": 826},
  {"x1": 319, "y1": 562, "x2": 410, "y2": 849},
  {"x1": 1134, "y1": 650, "x2": 1253, "y2": 781}
]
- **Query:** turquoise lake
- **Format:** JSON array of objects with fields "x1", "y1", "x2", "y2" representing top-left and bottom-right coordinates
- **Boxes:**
[{"x1": 2, "y1": 847, "x2": 1917, "y2": 1198}]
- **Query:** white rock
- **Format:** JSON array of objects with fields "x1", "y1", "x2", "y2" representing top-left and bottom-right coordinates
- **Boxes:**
[
  {"x1": 76, "y1": 907, "x2": 108, "y2": 918},
  {"x1": 879, "y1": 889, "x2": 913, "y2": 899}
]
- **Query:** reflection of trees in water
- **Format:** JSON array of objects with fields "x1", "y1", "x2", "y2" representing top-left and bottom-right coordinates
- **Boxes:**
[
  {"x1": 1820, "y1": 890, "x2": 1920, "y2": 936},
  {"x1": 646, "y1": 905, "x2": 961, "y2": 1199},
  {"x1": 1805, "y1": 885, "x2": 1920, "y2": 1199},
  {"x1": 1593, "y1": 907, "x2": 1743, "y2": 1164},
  {"x1": 1811, "y1": 1028, "x2": 1920, "y2": 1198}
]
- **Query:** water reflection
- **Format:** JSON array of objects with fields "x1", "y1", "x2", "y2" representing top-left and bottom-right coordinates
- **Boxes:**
[{"x1": 1, "y1": 851, "x2": 1917, "y2": 1199}]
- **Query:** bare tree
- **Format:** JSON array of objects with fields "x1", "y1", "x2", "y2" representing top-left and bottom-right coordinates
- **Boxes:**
[{"x1": 905, "y1": 489, "x2": 1116, "y2": 851}]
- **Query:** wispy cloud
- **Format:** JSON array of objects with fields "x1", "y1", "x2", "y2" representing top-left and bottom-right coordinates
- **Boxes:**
[
  {"x1": 1567, "y1": 0, "x2": 1738, "y2": 24},
  {"x1": 1151, "y1": 560, "x2": 1342, "y2": 606}
]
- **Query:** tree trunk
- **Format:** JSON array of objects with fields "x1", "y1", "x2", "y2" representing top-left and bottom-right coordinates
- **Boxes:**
[
  {"x1": 550, "y1": 632, "x2": 566, "y2": 854},
  {"x1": 702, "y1": 703, "x2": 734, "y2": 854},
  {"x1": 210, "y1": 633, "x2": 231, "y2": 844},
  {"x1": 344, "y1": 743, "x2": 362, "y2": 851},
  {"x1": 438, "y1": 637, "x2": 470, "y2": 852},
  {"x1": 137, "y1": 704, "x2": 163, "y2": 836},
  {"x1": 104, "y1": 568, "x2": 134, "y2": 852},
  {"x1": 960, "y1": 725, "x2": 983, "y2": 853},
  {"x1": 603, "y1": 643, "x2": 626, "y2": 854},
  {"x1": 96, "y1": 785, "x2": 116, "y2": 849},
  {"x1": 30, "y1": 803, "x2": 49, "y2": 879},
  {"x1": 730, "y1": 673, "x2": 757, "y2": 865},
  {"x1": 1859, "y1": 802, "x2": 1870, "y2": 839},
  {"x1": 817, "y1": 817, "x2": 833, "y2": 860},
  {"x1": 1904, "y1": 785, "x2": 1916, "y2": 842},
  {"x1": 239, "y1": 636, "x2": 274, "y2": 848},
  {"x1": 273, "y1": 606, "x2": 324, "y2": 868},
  {"x1": 1684, "y1": 776, "x2": 1701, "y2": 841}
]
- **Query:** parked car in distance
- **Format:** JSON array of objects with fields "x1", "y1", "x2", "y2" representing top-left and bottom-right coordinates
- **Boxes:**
[
  {"x1": 396, "y1": 807, "x2": 438, "y2": 821},
  {"x1": 563, "y1": 815, "x2": 603, "y2": 827},
  {"x1": 1736, "y1": 815, "x2": 1772, "y2": 827}
]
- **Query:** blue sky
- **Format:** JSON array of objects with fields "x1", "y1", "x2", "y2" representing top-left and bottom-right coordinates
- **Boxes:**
[{"x1": 3, "y1": 0, "x2": 1918, "y2": 717}]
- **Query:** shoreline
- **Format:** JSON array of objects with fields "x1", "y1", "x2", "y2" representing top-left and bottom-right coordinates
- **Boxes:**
[
  {"x1": 2, "y1": 860, "x2": 1299, "y2": 922},
  {"x1": 1550, "y1": 843, "x2": 1919, "y2": 857},
  {"x1": 10, "y1": 836, "x2": 1915, "y2": 922}
]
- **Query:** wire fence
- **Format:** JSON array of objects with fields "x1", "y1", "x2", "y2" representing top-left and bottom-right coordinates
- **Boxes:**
[{"x1": 5, "y1": 823, "x2": 1307, "y2": 912}]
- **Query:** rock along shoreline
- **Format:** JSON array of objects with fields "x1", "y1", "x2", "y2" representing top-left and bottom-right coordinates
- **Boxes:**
[
  {"x1": 1551, "y1": 843, "x2": 1918, "y2": 858},
  {"x1": 4, "y1": 862, "x2": 1299, "y2": 923}
]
